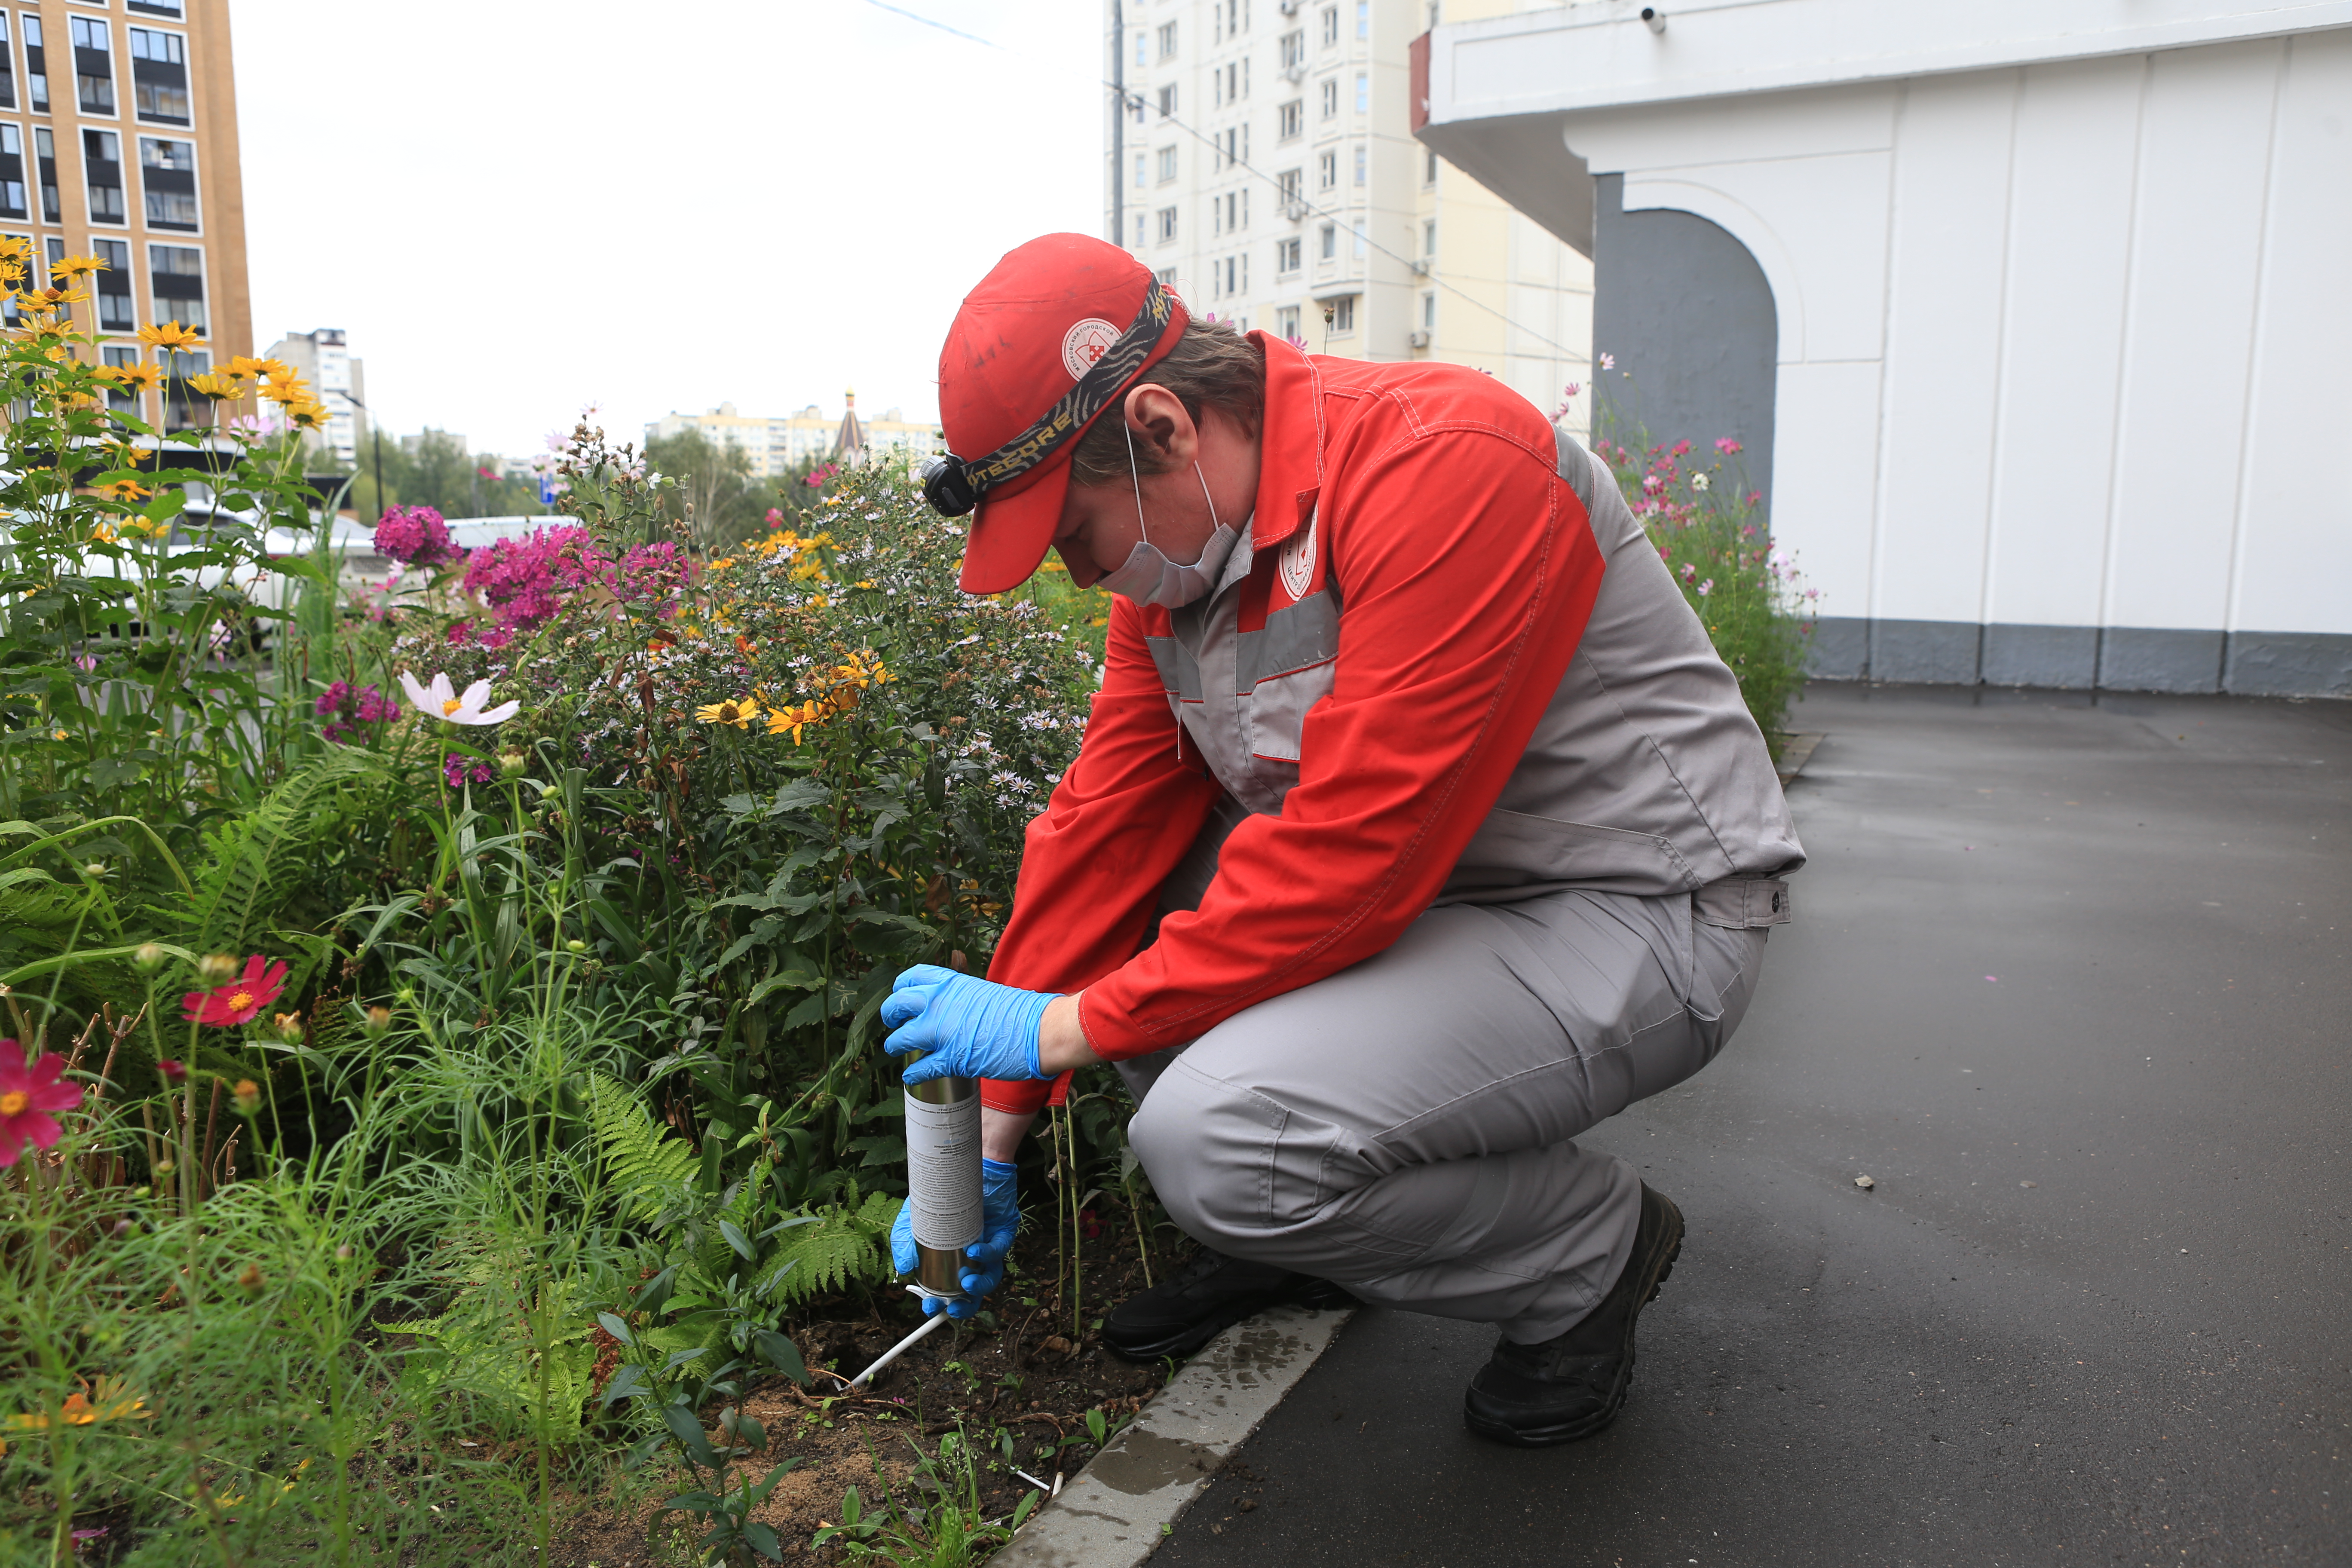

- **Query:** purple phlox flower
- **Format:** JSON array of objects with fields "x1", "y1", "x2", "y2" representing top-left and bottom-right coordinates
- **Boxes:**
[
  {"x1": 315, "y1": 680, "x2": 352, "y2": 717},
  {"x1": 373, "y1": 505, "x2": 462, "y2": 567},
  {"x1": 355, "y1": 685, "x2": 398, "y2": 723},
  {"x1": 443, "y1": 754, "x2": 495, "y2": 788}
]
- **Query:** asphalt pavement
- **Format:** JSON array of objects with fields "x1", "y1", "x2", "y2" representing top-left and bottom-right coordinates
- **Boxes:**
[{"x1": 1149, "y1": 683, "x2": 2351, "y2": 1568}]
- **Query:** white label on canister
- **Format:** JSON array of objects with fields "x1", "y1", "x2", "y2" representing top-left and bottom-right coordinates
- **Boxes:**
[{"x1": 904, "y1": 1090, "x2": 983, "y2": 1252}]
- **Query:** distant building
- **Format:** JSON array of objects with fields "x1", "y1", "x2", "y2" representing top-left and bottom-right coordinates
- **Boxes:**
[
  {"x1": 265, "y1": 328, "x2": 366, "y2": 464},
  {"x1": 0, "y1": 0, "x2": 256, "y2": 432},
  {"x1": 401, "y1": 429, "x2": 465, "y2": 456},
  {"x1": 1105, "y1": 0, "x2": 1591, "y2": 416},
  {"x1": 646, "y1": 397, "x2": 940, "y2": 478}
]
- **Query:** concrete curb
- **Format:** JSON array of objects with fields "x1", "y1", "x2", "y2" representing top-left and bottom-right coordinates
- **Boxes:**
[{"x1": 990, "y1": 1304, "x2": 1355, "y2": 1568}]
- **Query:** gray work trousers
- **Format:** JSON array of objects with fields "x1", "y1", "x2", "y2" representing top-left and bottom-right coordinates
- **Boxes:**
[{"x1": 1120, "y1": 878, "x2": 1768, "y2": 1344}]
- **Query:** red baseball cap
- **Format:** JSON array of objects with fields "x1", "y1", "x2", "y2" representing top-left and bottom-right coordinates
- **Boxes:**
[{"x1": 925, "y1": 234, "x2": 1188, "y2": 594}]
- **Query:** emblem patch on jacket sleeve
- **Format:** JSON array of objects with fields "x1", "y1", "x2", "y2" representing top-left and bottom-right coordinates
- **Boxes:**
[{"x1": 1277, "y1": 518, "x2": 1317, "y2": 601}]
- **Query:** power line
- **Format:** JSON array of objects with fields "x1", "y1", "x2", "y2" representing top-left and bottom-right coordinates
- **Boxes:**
[{"x1": 860, "y1": 0, "x2": 1588, "y2": 368}]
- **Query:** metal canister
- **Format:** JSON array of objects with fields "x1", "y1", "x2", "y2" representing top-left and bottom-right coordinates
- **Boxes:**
[{"x1": 904, "y1": 1072, "x2": 982, "y2": 1300}]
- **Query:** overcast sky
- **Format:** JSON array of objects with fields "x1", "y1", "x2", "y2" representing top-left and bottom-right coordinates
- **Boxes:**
[{"x1": 233, "y1": 0, "x2": 1100, "y2": 458}]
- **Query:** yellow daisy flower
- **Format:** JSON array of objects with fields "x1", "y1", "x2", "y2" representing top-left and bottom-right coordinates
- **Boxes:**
[
  {"x1": 694, "y1": 696, "x2": 761, "y2": 729},
  {"x1": 135, "y1": 321, "x2": 205, "y2": 352}
]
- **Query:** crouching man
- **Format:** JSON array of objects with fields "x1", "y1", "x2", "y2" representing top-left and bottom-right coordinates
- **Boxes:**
[{"x1": 882, "y1": 234, "x2": 1802, "y2": 1446}]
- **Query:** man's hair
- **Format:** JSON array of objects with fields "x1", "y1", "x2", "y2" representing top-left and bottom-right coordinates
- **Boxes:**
[{"x1": 1068, "y1": 320, "x2": 1265, "y2": 486}]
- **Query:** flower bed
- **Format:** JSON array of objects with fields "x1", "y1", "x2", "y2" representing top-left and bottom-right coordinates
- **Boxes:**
[{"x1": 0, "y1": 266, "x2": 1135, "y2": 1563}]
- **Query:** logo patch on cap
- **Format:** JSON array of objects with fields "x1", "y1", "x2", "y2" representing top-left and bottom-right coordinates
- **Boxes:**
[{"x1": 1060, "y1": 318, "x2": 1121, "y2": 381}]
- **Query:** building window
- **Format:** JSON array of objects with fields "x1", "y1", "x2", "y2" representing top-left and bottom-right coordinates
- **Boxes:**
[
  {"x1": 101, "y1": 343, "x2": 141, "y2": 413},
  {"x1": 162, "y1": 346, "x2": 208, "y2": 431},
  {"x1": 139, "y1": 136, "x2": 196, "y2": 229},
  {"x1": 1157, "y1": 145, "x2": 1177, "y2": 183},
  {"x1": 1422, "y1": 291, "x2": 1436, "y2": 330},
  {"x1": 129, "y1": 25, "x2": 189, "y2": 122},
  {"x1": 1329, "y1": 294, "x2": 1356, "y2": 334},
  {"x1": 1133, "y1": 152, "x2": 1145, "y2": 189},
  {"x1": 1277, "y1": 236, "x2": 1301, "y2": 275},
  {"x1": 1278, "y1": 99, "x2": 1301, "y2": 140},
  {"x1": 1133, "y1": 211, "x2": 1145, "y2": 248},
  {"x1": 1282, "y1": 30, "x2": 1304, "y2": 68},
  {"x1": 1321, "y1": 6, "x2": 1338, "y2": 47},
  {"x1": 1277, "y1": 304, "x2": 1300, "y2": 341},
  {"x1": 1320, "y1": 78, "x2": 1336, "y2": 119},
  {"x1": 1351, "y1": 218, "x2": 1366, "y2": 257},
  {"x1": 127, "y1": 0, "x2": 185, "y2": 15},
  {"x1": 0, "y1": 15, "x2": 15, "y2": 110},
  {"x1": 1157, "y1": 84, "x2": 1176, "y2": 119},
  {"x1": 1317, "y1": 149, "x2": 1336, "y2": 190},
  {"x1": 1423, "y1": 219, "x2": 1436, "y2": 257},
  {"x1": 1319, "y1": 222, "x2": 1335, "y2": 261},
  {"x1": 1355, "y1": 71, "x2": 1367, "y2": 114},
  {"x1": 1357, "y1": 0, "x2": 1370, "y2": 39},
  {"x1": 148, "y1": 241, "x2": 203, "y2": 331},
  {"x1": 1133, "y1": 28, "x2": 1146, "y2": 67},
  {"x1": 1277, "y1": 166, "x2": 1301, "y2": 206},
  {"x1": 1354, "y1": 143, "x2": 1366, "y2": 185},
  {"x1": 33, "y1": 128, "x2": 57, "y2": 221},
  {"x1": 83, "y1": 129, "x2": 124, "y2": 223},
  {"x1": 0, "y1": 126, "x2": 22, "y2": 221},
  {"x1": 1155, "y1": 267, "x2": 1177, "y2": 289},
  {"x1": 1157, "y1": 21, "x2": 1176, "y2": 59},
  {"x1": 93, "y1": 237, "x2": 130, "y2": 329},
  {"x1": 23, "y1": 16, "x2": 48, "y2": 114},
  {"x1": 1156, "y1": 206, "x2": 1177, "y2": 244},
  {"x1": 1425, "y1": 146, "x2": 1439, "y2": 185},
  {"x1": 70, "y1": 16, "x2": 113, "y2": 116}
]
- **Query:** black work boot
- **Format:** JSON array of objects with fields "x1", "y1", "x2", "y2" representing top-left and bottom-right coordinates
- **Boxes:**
[
  {"x1": 1103, "y1": 1246, "x2": 1353, "y2": 1363},
  {"x1": 1461, "y1": 1183, "x2": 1684, "y2": 1447}
]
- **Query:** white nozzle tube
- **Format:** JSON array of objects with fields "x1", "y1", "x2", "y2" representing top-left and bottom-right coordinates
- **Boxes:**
[{"x1": 848, "y1": 1306, "x2": 950, "y2": 1388}]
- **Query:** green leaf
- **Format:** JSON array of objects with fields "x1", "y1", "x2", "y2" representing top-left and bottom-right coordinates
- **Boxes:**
[
  {"x1": 598, "y1": 1363, "x2": 651, "y2": 1409},
  {"x1": 596, "y1": 1311, "x2": 635, "y2": 1346},
  {"x1": 719, "y1": 1219, "x2": 756, "y2": 1264},
  {"x1": 661, "y1": 1402, "x2": 718, "y2": 1468},
  {"x1": 740, "y1": 1520, "x2": 784, "y2": 1561},
  {"x1": 751, "y1": 1329, "x2": 808, "y2": 1386}
]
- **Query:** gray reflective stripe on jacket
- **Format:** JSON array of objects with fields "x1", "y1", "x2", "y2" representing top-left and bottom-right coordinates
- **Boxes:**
[{"x1": 1146, "y1": 427, "x2": 1804, "y2": 902}]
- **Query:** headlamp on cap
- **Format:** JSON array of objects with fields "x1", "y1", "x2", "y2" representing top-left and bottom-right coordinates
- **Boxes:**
[
  {"x1": 920, "y1": 276, "x2": 1175, "y2": 522},
  {"x1": 920, "y1": 454, "x2": 980, "y2": 518}
]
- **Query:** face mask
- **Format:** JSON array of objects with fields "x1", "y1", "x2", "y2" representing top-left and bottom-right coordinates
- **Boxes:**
[{"x1": 1097, "y1": 421, "x2": 1239, "y2": 608}]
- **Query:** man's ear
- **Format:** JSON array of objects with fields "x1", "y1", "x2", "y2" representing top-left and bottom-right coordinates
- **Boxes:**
[{"x1": 1124, "y1": 385, "x2": 1196, "y2": 467}]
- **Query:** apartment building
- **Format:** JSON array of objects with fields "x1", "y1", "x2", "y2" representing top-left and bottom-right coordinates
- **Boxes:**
[
  {"x1": 263, "y1": 328, "x2": 364, "y2": 462},
  {"x1": 645, "y1": 395, "x2": 942, "y2": 478},
  {"x1": 1104, "y1": 0, "x2": 1590, "y2": 420},
  {"x1": 0, "y1": 0, "x2": 249, "y2": 432}
]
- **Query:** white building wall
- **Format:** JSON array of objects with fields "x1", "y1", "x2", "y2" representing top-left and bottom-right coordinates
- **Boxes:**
[{"x1": 1424, "y1": 2, "x2": 2352, "y2": 692}]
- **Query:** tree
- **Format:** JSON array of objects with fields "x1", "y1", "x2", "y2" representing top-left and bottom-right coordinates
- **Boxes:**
[
  {"x1": 644, "y1": 428, "x2": 766, "y2": 549},
  {"x1": 345, "y1": 429, "x2": 547, "y2": 521}
]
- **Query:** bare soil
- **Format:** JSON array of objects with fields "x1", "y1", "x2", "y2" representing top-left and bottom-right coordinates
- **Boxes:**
[{"x1": 550, "y1": 1206, "x2": 1179, "y2": 1567}]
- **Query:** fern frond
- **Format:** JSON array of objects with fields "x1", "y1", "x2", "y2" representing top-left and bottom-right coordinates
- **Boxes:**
[
  {"x1": 589, "y1": 1072, "x2": 697, "y2": 1222},
  {"x1": 175, "y1": 747, "x2": 378, "y2": 953},
  {"x1": 760, "y1": 1194, "x2": 898, "y2": 1307}
]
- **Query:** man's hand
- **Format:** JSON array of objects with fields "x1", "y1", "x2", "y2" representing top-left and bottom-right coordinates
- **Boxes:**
[
  {"x1": 889, "y1": 1158, "x2": 1020, "y2": 1318},
  {"x1": 882, "y1": 966, "x2": 1058, "y2": 1083}
]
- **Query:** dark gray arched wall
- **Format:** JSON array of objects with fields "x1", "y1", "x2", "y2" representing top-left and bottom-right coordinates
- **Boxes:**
[{"x1": 1591, "y1": 175, "x2": 1777, "y2": 514}]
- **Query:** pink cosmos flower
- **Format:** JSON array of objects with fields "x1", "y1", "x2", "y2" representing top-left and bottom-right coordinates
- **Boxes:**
[
  {"x1": 0, "y1": 1038, "x2": 82, "y2": 1167},
  {"x1": 1715, "y1": 437, "x2": 1743, "y2": 455},
  {"x1": 1697, "y1": 579, "x2": 1715, "y2": 597},
  {"x1": 1598, "y1": 352, "x2": 1615, "y2": 371},
  {"x1": 182, "y1": 956, "x2": 289, "y2": 1028}
]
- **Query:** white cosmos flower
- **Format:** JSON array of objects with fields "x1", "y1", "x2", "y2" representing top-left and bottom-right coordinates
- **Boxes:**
[{"x1": 398, "y1": 670, "x2": 520, "y2": 726}]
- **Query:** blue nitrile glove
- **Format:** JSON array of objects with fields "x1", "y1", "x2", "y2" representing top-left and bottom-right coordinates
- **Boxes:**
[
  {"x1": 890, "y1": 1158, "x2": 1020, "y2": 1319},
  {"x1": 881, "y1": 965, "x2": 1058, "y2": 1084}
]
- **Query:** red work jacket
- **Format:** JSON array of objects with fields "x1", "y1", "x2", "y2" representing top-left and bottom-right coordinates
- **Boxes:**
[{"x1": 980, "y1": 334, "x2": 1606, "y2": 1115}]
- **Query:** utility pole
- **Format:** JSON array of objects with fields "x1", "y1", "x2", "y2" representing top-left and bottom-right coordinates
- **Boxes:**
[{"x1": 1110, "y1": 0, "x2": 1124, "y2": 245}]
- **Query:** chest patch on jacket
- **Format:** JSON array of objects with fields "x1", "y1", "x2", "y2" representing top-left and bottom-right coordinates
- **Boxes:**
[{"x1": 1278, "y1": 521, "x2": 1317, "y2": 601}]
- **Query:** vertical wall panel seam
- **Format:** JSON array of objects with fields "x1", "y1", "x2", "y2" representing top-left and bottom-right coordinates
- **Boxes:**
[
  {"x1": 1864, "y1": 82, "x2": 1908, "y2": 640},
  {"x1": 1976, "y1": 68, "x2": 2026, "y2": 650},
  {"x1": 2219, "y1": 37, "x2": 2291, "y2": 688},
  {"x1": 2093, "y1": 53, "x2": 2154, "y2": 687}
]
